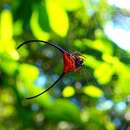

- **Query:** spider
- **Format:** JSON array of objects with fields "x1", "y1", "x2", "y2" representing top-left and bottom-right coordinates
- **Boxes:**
[{"x1": 17, "y1": 40, "x2": 85, "y2": 99}]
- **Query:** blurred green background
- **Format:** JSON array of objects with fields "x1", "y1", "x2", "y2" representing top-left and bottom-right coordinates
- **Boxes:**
[{"x1": 0, "y1": 0, "x2": 130, "y2": 130}]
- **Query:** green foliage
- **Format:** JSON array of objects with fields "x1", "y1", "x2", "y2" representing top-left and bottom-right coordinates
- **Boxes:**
[
  {"x1": 45, "y1": 99, "x2": 81, "y2": 123},
  {"x1": 83, "y1": 85, "x2": 104, "y2": 98},
  {"x1": 0, "y1": 0, "x2": 130, "y2": 130},
  {"x1": 46, "y1": 0, "x2": 69, "y2": 37},
  {"x1": 62, "y1": 85, "x2": 75, "y2": 97}
]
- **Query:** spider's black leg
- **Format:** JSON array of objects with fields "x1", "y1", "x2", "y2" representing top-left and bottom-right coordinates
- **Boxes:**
[
  {"x1": 26, "y1": 72, "x2": 65, "y2": 99},
  {"x1": 17, "y1": 40, "x2": 66, "y2": 54}
]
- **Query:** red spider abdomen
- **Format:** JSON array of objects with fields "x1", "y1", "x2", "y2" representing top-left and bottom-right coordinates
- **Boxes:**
[{"x1": 63, "y1": 52, "x2": 76, "y2": 73}]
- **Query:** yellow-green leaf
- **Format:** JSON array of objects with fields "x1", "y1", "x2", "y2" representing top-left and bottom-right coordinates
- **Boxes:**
[
  {"x1": 30, "y1": 11, "x2": 50, "y2": 40},
  {"x1": 62, "y1": 86, "x2": 75, "y2": 97},
  {"x1": 13, "y1": 20, "x2": 23, "y2": 36},
  {"x1": 82, "y1": 54, "x2": 101, "y2": 69},
  {"x1": 94, "y1": 63, "x2": 115, "y2": 84},
  {"x1": 0, "y1": 9, "x2": 19, "y2": 60},
  {"x1": 0, "y1": 9, "x2": 13, "y2": 40},
  {"x1": 1, "y1": 60, "x2": 18, "y2": 75},
  {"x1": 83, "y1": 85, "x2": 103, "y2": 98},
  {"x1": 19, "y1": 64, "x2": 39, "y2": 82},
  {"x1": 46, "y1": 0, "x2": 69, "y2": 37},
  {"x1": 61, "y1": 0, "x2": 83, "y2": 11},
  {"x1": 83, "y1": 39, "x2": 113, "y2": 55}
]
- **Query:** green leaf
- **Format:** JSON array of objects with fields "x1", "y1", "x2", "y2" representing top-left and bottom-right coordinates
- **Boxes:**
[
  {"x1": 0, "y1": 10, "x2": 19, "y2": 60},
  {"x1": 13, "y1": 20, "x2": 23, "y2": 36},
  {"x1": 18, "y1": 64, "x2": 39, "y2": 82},
  {"x1": 82, "y1": 54, "x2": 101, "y2": 69},
  {"x1": 83, "y1": 39, "x2": 113, "y2": 55},
  {"x1": 62, "y1": 86, "x2": 75, "y2": 97},
  {"x1": 94, "y1": 63, "x2": 115, "y2": 84},
  {"x1": 61, "y1": 0, "x2": 83, "y2": 11},
  {"x1": 0, "y1": 39, "x2": 19, "y2": 60},
  {"x1": 45, "y1": 99, "x2": 81, "y2": 123},
  {"x1": 1, "y1": 60, "x2": 18, "y2": 75},
  {"x1": 38, "y1": 4, "x2": 50, "y2": 32},
  {"x1": 0, "y1": 9, "x2": 13, "y2": 40},
  {"x1": 113, "y1": 60, "x2": 130, "y2": 99},
  {"x1": 30, "y1": 10, "x2": 50, "y2": 40},
  {"x1": 83, "y1": 85, "x2": 103, "y2": 98},
  {"x1": 46, "y1": 0, "x2": 69, "y2": 37}
]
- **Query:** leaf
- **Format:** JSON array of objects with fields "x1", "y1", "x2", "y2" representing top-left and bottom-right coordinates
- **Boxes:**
[
  {"x1": 62, "y1": 86, "x2": 75, "y2": 97},
  {"x1": 0, "y1": 9, "x2": 13, "y2": 40},
  {"x1": 94, "y1": 63, "x2": 115, "y2": 84},
  {"x1": 0, "y1": 9, "x2": 19, "y2": 60},
  {"x1": 18, "y1": 64, "x2": 39, "y2": 82},
  {"x1": 45, "y1": 99, "x2": 81, "y2": 123},
  {"x1": 61, "y1": 0, "x2": 83, "y2": 11},
  {"x1": 46, "y1": 0, "x2": 69, "y2": 37},
  {"x1": 13, "y1": 20, "x2": 23, "y2": 36},
  {"x1": 38, "y1": 4, "x2": 50, "y2": 32},
  {"x1": 83, "y1": 39, "x2": 113, "y2": 55},
  {"x1": 113, "y1": 60, "x2": 130, "y2": 99},
  {"x1": 82, "y1": 54, "x2": 101, "y2": 69},
  {"x1": 1, "y1": 60, "x2": 18, "y2": 75},
  {"x1": 83, "y1": 85, "x2": 103, "y2": 98},
  {"x1": 93, "y1": 39, "x2": 113, "y2": 55},
  {"x1": 30, "y1": 10, "x2": 50, "y2": 40}
]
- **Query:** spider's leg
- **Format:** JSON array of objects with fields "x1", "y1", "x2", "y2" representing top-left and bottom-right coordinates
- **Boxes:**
[
  {"x1": 26, "y1": 72, "x2": 65, "y2": 99},
  {"x1": 17, "y1": 40, "x2": 66, "y2": 54}
]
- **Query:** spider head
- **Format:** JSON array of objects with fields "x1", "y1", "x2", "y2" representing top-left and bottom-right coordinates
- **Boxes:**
[
  {"x1": 72, "y1": 52, "x2": 85, "y2": 68},
  {"x1": 75, "y1": 57, "x2": 84, "y2": 68}
]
